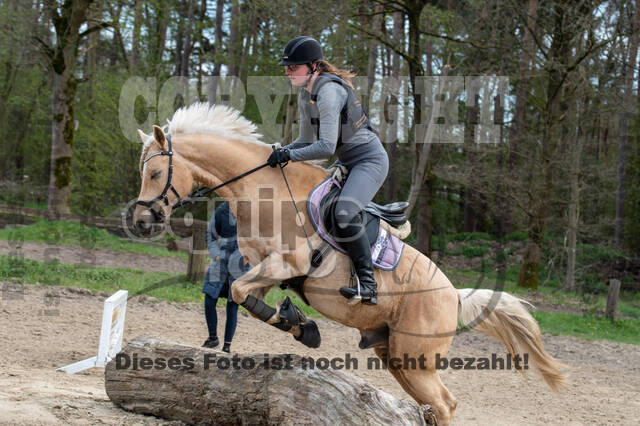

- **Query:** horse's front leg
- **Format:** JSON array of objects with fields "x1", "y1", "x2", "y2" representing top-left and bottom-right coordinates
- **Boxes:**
[{"x1": 231, "y1": 252, "x2": 321, "y2": 348}]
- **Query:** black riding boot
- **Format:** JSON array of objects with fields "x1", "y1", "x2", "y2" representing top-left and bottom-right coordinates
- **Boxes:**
[{"x1": 337, "y1": 214, "x2": 378, "y2": 305}]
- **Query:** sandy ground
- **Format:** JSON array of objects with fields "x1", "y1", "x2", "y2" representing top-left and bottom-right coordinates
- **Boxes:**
[{"x1": 0, "y1": 244, "x2": 639, "y2": 425}]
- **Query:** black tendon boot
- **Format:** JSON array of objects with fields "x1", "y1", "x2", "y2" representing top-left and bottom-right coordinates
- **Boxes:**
[{"x1": 337, "y1": 213, "x2": 378, "y2": 305}]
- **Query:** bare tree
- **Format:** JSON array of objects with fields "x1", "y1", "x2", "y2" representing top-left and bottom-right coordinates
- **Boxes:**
[
  {"x1": 36, "y1": 0, "x2": 109, "y2": 214},
  {"x1": 614, "y1": 0, "x2": 639, "y2": 250}
]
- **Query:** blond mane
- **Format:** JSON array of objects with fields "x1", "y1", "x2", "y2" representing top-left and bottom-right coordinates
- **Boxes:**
[
  {"x1": 139, "y1": 102, "x2": 327, "y2": 172},
  {"x1": 168, "y1": 103, "x2": 263, "y2": 142}
]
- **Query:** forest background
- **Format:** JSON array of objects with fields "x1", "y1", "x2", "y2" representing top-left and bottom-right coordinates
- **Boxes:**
[{"x1": 0, "y1": 0, "x2": 638, "y2": 295}]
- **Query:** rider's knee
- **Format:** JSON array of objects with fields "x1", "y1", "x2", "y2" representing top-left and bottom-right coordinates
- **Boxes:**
[{"x1": 334, "y1": 199, "x2": 362, "y2": 229}]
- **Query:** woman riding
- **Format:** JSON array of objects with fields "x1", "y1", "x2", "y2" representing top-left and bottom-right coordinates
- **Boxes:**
[{"x1": 267, "y1": 36, "x2": 389, "y2": 305}]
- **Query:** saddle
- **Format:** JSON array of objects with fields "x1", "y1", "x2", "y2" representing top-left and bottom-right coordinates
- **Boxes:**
[
  {"x1": 281, "y1": 167, "x2": 409, "y2": 304},
  {"x1": 305, "y1": 166, "x2": 409, "y2": 271},
  {"x1": 323, "y1": 164, "x2": 410, "y2": 231}
]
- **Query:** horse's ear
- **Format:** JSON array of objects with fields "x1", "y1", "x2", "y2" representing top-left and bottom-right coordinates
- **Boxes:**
[
  {"x1": 152, "y1": 125, "x2": 168, "y2": 150},
  {"x1": 137, "y1": 129, "x2": 150, "y2": 143}
]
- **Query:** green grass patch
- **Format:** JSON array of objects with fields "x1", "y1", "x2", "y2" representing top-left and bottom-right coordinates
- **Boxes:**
[
  {"x1": 4, "y1": 255, "x2": 638, "y2": 342},
  {"x1": 461, "y1": 243, "x2": 489, "y2": 258},
  {"x1": 448, "y1": 232, "x2": 493, "y2": 242},
  {"x1": 0, "y1": 219, "x2": 187, "y2": 259},
  {"x1": 1, "y1": 255, "x2": 199, "y2": 302},
  {"x1": 0, "y1": 193, "x2": 47, "y2": 210},
  {"x1": 501, "y1": 230, "x2": 527, "y2": 242},
  {"x1": 531, "y1": 311, "x2": 640, "y2": 345},
  {"x1": 0, "y1": 255, "x2": 320, "y2": 317},
  {"x1": 445, "y1": 266, "x2": 640, "y2": 321}
]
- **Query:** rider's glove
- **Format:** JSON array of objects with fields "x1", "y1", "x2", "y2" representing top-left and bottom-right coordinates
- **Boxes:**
[{"x1": 267, "y1": 147, "x2": 291, "y2": 167}]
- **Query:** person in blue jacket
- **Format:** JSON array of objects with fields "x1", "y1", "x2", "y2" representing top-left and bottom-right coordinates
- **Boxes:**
[{"x1": 202, "y1": 202, "x2": 250, "y2": 352}]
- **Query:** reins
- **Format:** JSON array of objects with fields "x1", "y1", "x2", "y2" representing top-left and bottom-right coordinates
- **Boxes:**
[
  {"x1": 274, "y1": 148, "x2": 324, "y2": 268},
  {"x1": 173, "y1": 162, "x2": 271, "y2": 209}
]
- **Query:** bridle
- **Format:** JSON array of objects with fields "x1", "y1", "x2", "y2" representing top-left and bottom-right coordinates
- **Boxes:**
[{"x1": 136, "y1": 134, "x2": 183, "y2": 222}]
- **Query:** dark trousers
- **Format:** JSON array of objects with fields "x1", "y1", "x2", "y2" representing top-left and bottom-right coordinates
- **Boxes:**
[{"x1": 204, "y1": 293, "x2": 238, "y2": 343}]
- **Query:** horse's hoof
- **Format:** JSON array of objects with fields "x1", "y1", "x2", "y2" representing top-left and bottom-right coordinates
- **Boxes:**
[
  {"x1": 295, "y1": 320, "x2": 321, "y2": 348},
  {"x1": 420, "y1": 404, "x2": 437, "y2": 425}
]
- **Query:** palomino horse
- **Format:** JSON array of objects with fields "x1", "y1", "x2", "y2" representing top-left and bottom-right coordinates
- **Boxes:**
[{"x1": 132, "y1": 103, "x2": 566, "y2": 425}]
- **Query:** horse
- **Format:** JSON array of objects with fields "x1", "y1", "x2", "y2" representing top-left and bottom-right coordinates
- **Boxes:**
[{"x1": 132, "y1": 103, "x2": 566, "y2": 425}]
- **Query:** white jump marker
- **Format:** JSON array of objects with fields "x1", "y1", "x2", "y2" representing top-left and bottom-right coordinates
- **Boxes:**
[{"x1": 57, "y1": 290, "x2": 128, "y2": 374}]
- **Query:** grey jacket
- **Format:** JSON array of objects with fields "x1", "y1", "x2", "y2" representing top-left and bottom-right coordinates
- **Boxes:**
[{"x1": 287, "y1": 80, "x2": 386, "y2": 167}]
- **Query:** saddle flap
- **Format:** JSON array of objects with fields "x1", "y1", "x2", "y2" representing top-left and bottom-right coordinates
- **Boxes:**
[
  {"x1": 308, "y1": 176, "x2": 405, "y2": 271},
  {"x1": 319, "y1": 183, "x2": 380, "y2": 244}
]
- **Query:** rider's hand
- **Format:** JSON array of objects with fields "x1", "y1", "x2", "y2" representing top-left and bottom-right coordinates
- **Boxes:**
[{"x1": 267, "y1": 148, "x2": 291, "y2": 167}]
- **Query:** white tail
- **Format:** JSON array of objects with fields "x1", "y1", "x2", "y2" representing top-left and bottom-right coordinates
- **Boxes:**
[{"x1": 457, "y1": 288, "x2": 567, "y2": 391}]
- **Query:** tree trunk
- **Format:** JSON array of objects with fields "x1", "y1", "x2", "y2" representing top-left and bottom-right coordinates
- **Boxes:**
[
  {"x1": 517, "y1": 1, "x2": 581, "y2": 289},
  {"x1": 106, "y1": 3, "x2": 128, "y2": 70},
  {"x1": 86, "y1": 5, "x2": 100, "y2": 108},
  {"x1": 565, "y1": 83, "x2": 587, "y2": 292},
  {"x1": 48, "y1": 71, "x2": 76, "y2": 214},
  {"x1": 507, "y1": 0, "x2": 539, "y2": 234},
  {"x1": 384, "y1": 11, "x2": 404, "y2": 202},
  {"x1": 208, "y1": 0, "x2": 224, "y2": 103},
  {"x1": 105, "y1": 336, "x2": 435, "y2": 426},
  {"x1": 511, "y1": 0, "x2": 539, "y2": 166},
  {"x1": 406, "y1": 65, "x2": 449, "y2": 215},
  {"x1": 180, "y1": 0, "x2": 195, "y2": 78},
  {"x1": 416, "y1": 178, "x2": 433, "y2": 255},
  {"x1": 228, "y1": 0, "x2": 241, "y2": 78},
  {"x1": 614, "y1": 0, "x2": 640, "y2": 250},
  {"x1": 130, "y1": 0, "x2": 142, "y2": 72},
  {"x1": 196, "y1": 0, "x2": 207, "y2": 100},
  {"x1": 44, "y1": 0, "x2": 93, "y2": 215},
  {"x1": 152, "y1": 0, "x2": 170, "y2": 73},
  {"x1": 239, "y1": 13, "x2": 257, "y2": 84},
  {"x1": 364, "y1": 0, "x2": 381, "y2": 111},
  {"x1": 463, "y1": 91, "x2": 479, "y2": 232},
  {"x1": 518, "y1": 233, "x2": 541, "y2": 289}
]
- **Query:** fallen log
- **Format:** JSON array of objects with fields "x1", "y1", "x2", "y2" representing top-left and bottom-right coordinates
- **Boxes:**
[{"x1": 105, "y1": 335, "x2": 435, "y2": 425}]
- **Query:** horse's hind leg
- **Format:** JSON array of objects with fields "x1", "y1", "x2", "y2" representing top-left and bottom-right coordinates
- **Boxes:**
[
  {"x1": 382, "y1": 332, "x2": 458, "y2": 426},
  {"x1": 373, "y1": 344, "x2": 451, "y2": 425}
]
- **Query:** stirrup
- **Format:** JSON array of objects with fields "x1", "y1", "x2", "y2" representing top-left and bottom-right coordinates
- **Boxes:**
[
  {"x1": 338, "y1": 268, "x2": 362, "y2": 305},
  {"x1": 348, "y1": 276, "x2": 363, "y2": 306},
  {"x1": 340, "y1": 274, "x2": 377, "y2": 306}
]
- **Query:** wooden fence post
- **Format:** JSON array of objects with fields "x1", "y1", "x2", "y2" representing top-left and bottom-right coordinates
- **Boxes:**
[
  {"x1": 605, "y1": 279, "x2": 621, "y2": 321},
  {"x1": 187, "y1": 221, "x2": 208, "y2": 283}
]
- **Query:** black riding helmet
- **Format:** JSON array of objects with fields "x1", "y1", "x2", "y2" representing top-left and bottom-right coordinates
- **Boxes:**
[{"x1": 278, "y1": 36, "x2": 323, "y2": 66}]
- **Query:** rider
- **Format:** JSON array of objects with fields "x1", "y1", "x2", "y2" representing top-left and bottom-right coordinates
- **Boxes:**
[{"x1": 267, "y1": 36, "x2": 389, "y2": 305}]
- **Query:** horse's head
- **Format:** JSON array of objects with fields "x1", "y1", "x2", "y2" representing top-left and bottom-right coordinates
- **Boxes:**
[{"x1": 133, "y1": 125, "x2": 194, "y2": 235}]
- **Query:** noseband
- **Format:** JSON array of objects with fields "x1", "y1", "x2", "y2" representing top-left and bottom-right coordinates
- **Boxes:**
[{"x1": 136, "y1": 134, "x2": 183, "y2": 221}]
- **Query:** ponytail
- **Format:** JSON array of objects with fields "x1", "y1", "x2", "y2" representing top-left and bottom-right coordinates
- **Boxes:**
[{"x1": 314, "y1": 60, "x2": 356, "y2": 89}]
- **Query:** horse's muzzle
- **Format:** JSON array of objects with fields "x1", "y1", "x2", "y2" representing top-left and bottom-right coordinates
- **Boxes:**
[{"x1": 135, "y1": 208, "x2": 162, "y2": 235}]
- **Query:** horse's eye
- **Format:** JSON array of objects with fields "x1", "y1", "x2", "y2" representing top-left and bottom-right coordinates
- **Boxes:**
[{"x1": 151, "y1": 170, "x2": 161, "y2": 180}]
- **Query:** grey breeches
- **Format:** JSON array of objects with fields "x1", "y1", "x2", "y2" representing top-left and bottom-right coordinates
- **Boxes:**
[{"x1": 335, "y1": 154, "x2": 389, "y2": 229}]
